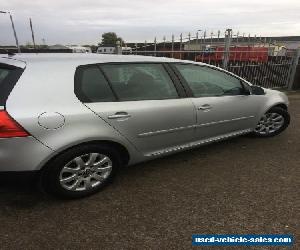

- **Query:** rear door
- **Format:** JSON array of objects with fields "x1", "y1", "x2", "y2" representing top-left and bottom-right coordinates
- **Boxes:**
[{"x1": 75, "y1": 63, "x2": 196, "y2": 156}]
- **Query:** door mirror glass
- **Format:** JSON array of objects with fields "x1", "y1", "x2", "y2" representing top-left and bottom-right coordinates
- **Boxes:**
[{"x1": 251, "y1": 85, "x2": 265, "y2": 95}]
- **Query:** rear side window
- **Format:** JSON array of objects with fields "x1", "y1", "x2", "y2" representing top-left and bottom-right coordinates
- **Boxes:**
[
  {"x1": 101, "y1": 63, "x2": 179, "y2": 101},
  {"x1": 75, "y1": 66, "x2": 116, "y2": 102},
  {"x1": 75, "y1": 63, "x2": 179, "y2": 102},
  {"x1": 0, "y1": 64, "x2": 24, "y2": 106}
]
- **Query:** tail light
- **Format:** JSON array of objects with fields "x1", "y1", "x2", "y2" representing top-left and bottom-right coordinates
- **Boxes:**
[{"x1": 0, "y1": 110, "x2": 30, "y2": 138}]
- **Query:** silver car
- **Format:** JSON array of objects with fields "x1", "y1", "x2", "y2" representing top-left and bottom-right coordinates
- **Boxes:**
[{"x1": 0, "y1": 53, "x2": 290, "y2": 198}]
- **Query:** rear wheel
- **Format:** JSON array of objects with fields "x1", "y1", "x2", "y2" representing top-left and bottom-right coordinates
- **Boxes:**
[
  {"x1": 41, "y1": 144, "x2": 121, "y2": 199},
  {"x1": 252, "y1": 107, "x2": 290, "y2": 137}
]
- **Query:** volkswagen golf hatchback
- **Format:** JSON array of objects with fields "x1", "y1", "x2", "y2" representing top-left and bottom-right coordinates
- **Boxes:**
[{"x1": 0, "y1": 53, "x2": 290, "y2": 198}]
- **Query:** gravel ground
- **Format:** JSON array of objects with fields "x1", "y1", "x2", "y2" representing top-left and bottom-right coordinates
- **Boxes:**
[{"x1": 0, "y1": 93, "x2": 299, "y2": 250}]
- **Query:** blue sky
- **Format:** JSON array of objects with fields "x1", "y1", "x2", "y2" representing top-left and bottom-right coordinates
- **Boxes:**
[{"x1": 0, "y1": 0, "x2": 299, "y2": 45}]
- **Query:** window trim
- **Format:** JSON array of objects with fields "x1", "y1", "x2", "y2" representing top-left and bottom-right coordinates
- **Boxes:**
[
  {"x1": 163, "y1": 63, "x2": 187, "y2": 97},
  {"x1": 169, "y1": 62, "x2": 251, "y2": 98},
  {"x1": 96, "y1": 65, "x2": 120, "y2": 101}
]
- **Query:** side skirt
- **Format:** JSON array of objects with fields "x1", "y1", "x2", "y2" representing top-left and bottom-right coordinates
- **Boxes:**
[{"x1": 145, "y1": 129, "x2": 252, "y2": 157}]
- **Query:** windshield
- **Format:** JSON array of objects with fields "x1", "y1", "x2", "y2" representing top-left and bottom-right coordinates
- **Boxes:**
[{"x1": 0, "y1": 68, "x2": 11, "y2": 85}]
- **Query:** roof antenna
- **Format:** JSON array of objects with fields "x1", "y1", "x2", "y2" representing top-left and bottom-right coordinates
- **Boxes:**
[{"x1": 7, "y1": 50, "x2": 16, "y2": 56}]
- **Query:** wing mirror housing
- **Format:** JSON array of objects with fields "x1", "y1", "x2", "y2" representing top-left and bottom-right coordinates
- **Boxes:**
[{"x1": 250, "y1": 85, "x2": 265, "y2": 95}]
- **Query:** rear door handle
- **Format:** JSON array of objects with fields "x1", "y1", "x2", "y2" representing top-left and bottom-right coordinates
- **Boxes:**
[
  {"x1": 108, "y1": 112, "x2": 131, "y2": 119},
  {"x1": 198, "y1": 104, "x2": 211, "y2": 111}
]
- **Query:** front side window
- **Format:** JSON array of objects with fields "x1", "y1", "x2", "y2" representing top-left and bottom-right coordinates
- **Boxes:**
[
  {"x1": 174, "y1": 64, "x2": 245, "y2": 97},
  {"x1": 100, "y1": 63, "x2": 179, "y2": 101}
]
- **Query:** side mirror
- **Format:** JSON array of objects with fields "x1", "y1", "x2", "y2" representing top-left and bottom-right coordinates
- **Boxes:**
[{"x1": 251, "y1": 85, "x2": 265, "y2": 95}]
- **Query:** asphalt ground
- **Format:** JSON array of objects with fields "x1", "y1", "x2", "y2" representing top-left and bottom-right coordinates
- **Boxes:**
[{"x1": 0, "y1": 93, "x2": 299, "y2": 250}]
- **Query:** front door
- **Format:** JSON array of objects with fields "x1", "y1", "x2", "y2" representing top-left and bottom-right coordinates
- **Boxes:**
[{"x1": 172, "y1": 63, "x2": 262, "y2": 140}]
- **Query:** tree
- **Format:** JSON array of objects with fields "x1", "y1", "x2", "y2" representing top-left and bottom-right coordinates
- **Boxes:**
[{"x1": 99, "y1": 32, "x2": 124, "y2": 46}]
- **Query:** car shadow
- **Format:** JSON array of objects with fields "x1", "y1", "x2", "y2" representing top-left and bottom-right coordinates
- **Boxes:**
[{"x1": 0, "y1": 136, "x2": 249, "y2": 208}]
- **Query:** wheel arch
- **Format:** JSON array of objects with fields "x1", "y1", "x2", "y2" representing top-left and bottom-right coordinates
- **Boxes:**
[
  {"x1": 271, "y1": 103, "x2": 288, "y2": 111},
  {"x1": 40, "y1": 139, "x2": 130, "y2": 171},
  {"x1": 262, "y1": 102, "x2": 288, "y2": 117}
]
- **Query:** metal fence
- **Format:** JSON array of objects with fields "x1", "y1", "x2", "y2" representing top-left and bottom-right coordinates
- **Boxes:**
[{"x1": 122, "y1": 29, "x2": 300, "y2": 90}]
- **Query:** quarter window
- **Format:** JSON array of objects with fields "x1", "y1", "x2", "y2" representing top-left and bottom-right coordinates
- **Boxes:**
[
  {"x1": 75, "y1": 66, "x2": 116, "y2": 102},
  {"x1": 174, "y1": 64, "x2": 245, "y2": 97},
  {"x1": 100, "y1": 63, "x2": 179, "y2": 101}
]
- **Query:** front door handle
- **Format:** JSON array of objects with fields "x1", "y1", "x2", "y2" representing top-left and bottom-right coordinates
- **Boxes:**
[
  {"x1": 198, "y1": 104, "x2": 211, "y2": 111},
  {"x1": 108, "y1": 112, "x2": 131, "y2": 119}
]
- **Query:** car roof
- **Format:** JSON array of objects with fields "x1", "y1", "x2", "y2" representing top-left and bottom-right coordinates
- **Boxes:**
[
  {"x1": 0, "y1": 55, "x2": 27, "y2": 68},
  {"x1": 0, "y1": 53, "x2": 202, "y2": 68}
]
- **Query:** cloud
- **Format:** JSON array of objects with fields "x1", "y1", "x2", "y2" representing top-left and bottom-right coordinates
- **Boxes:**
[{"x1": 0, "y1": 0, "x2": 299, "y2": 45}]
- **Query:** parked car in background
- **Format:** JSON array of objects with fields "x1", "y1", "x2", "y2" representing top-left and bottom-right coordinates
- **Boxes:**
[
  {"x1": 97, "y1": 45, "x2": 115, "y2": 54},
  {"x1": 97, "y1": 46, "x2": 132, "y2": 54},
  {"x1": 69, "y1": 46, "x2": 92, "y2": 53},
  {"x1": 121, "y1": 47, "x2": 133, "y2": 54},
  {"x1": 0, "y1": 53, "x2": 290, "y2": 198}
]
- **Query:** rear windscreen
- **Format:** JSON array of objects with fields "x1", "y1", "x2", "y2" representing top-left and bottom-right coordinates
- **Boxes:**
[
  {"x1": 0, "y1": 68, "x2": 11, "y2": 82},
  {"x1": 0, "y1": 63, "x2": 24, "y2": 106}
]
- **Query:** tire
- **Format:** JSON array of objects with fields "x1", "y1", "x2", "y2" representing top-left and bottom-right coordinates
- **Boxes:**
[
  {"x1": 252, "y1": 107, "x2": 290, "y2": 137},
  {"x1": 40, "y1": 144, "x2": 121, "y2": 199}
]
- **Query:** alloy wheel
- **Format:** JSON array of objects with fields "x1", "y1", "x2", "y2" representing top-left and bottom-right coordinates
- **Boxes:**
[
  {"x1": 59, "y1": 153, "x2": 113, "y2": 192},
  {"x1": 254, "y1": 112, "x2": 284, "y2": 135}
]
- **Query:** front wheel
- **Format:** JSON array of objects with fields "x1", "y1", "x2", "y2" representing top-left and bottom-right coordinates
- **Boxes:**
[{"x1": 252, "y1": 107, "x2": 290, "y2": 137}]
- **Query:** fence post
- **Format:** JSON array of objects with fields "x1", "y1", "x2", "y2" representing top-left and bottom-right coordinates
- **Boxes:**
[
  {"x1": 171, "y1": 34, "x2": 174, "y2": 58},
  {"x1": 288, "y1": 48, "x2": 300, "y2": 90},
  {"x1": 180, "y1": 33, "x2": 183, "y2": 59},
  {"x1": 223, "y1": 29, "x2": 232, "y2": 69},
  {"x1": 154, "y1": 37, "x2": 157, "y2": 57},
  {"x1": 115, "y1": 41, "x2": 122, "y2": 54}
]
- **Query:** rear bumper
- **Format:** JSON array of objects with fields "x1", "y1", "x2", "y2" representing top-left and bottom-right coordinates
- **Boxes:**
[{"x1": 0, "y1": 136, "x2": 54, "y2": 171}]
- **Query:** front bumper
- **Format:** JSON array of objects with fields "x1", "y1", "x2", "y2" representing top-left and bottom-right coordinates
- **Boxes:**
[{"x1": 0, "y1": 136, "x2": 53, "y2": 171}]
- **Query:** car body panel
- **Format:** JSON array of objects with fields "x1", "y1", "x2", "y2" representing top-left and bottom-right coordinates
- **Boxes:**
[
  {"x1": 191, "y1": 95, "x2": 265, "y2": 139},
  {"x1": 0, "y1": 136, "x2": 53, "y2": 171},
  {"x1": 85, "y1": 98, "x2": 196, "y2": 156}
]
